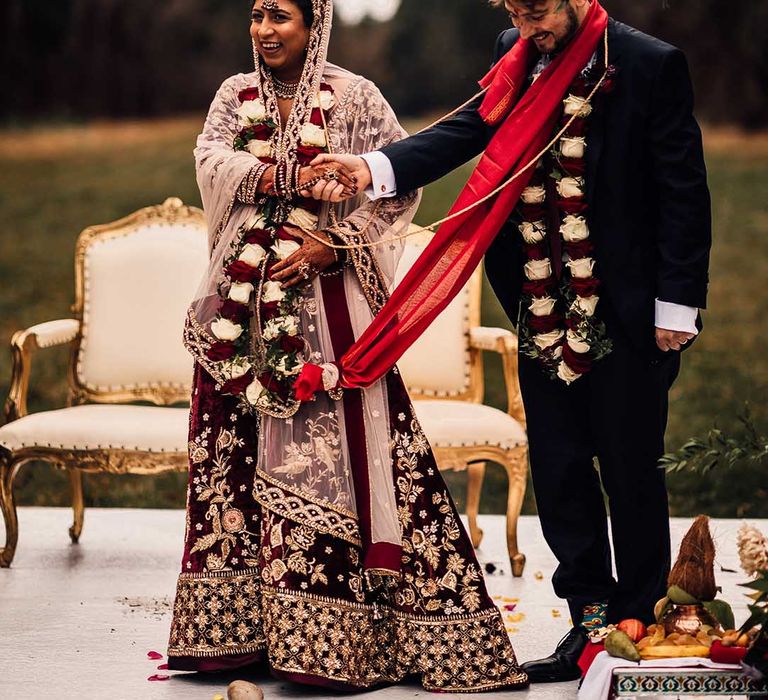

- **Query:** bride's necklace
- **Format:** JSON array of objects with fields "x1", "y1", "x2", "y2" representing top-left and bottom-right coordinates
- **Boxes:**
[{"x1": 272, "y1": 74, "x2": 299, "y2": 100}]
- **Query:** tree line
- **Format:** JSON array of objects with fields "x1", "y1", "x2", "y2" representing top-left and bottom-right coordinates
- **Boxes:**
[{"x1": 1, "y1": 0, "x2": 765, "y2": 127}]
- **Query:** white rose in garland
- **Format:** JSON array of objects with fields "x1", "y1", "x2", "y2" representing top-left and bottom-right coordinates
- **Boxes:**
[
  {"x1": 244, "y1": 212, "x2": 269, "y2": 230},
  {"x1": 246, "y1": 140, "x2": 273, "y2": 158},
  {"x1": 560, "y1": 136, "x2": 587, "y2": 159},
  {"x1": 524, "y1": 258, "x2": 553, "y2": 281},
  {"x1": 245, "y1": 378, "x2": 265, "y2": 406},
  {"x1": 556, "y1": 176, "x2": 585, "y2": 199},
  {"x1": 238, "y1": 243, "x2": 267, "y2": 267},
  {"x1": 566, "y1": 329, "x2": 591, "y2": 354},
  {"x1": 228, "y1": 282, "x2": 254, "y2": 305},
  {"x1": 571, "y1": 295, "x2": 600, "y2": 317},
  {"x1": 300, "y1": 123, "x2": 327, "y2": 148},
  {"x1": 274, "y1": 355, "x2": 302, "y2": 377},
  {"x1": 313, "y1": 91, "x2": 336, "y2": 111},
  {"x1": 563, "y1": 94, "x2": 592, "y2": 117},
  {"x1": 557, "y1": 361, "x2": 582, "y2": 385},
  {"x1": 263, "y1": 315, "x2": 300, "y2": 341},
  {"x1": 286, "y1": 207, "x2": 319, "y2": 232},
  {"x1": 560, "y1": 215, "x2": 590, "y2": 242},
  {"x1": 262, "y1": 318, "x2": 283, "y2": 342},
  {"x1": 211, "y1": 318, "x2": 244, "y2": 342},
  {"x1": 520, "y1": 220, "x2": 547, "y2": 244},
  {"x1": 529, "y1": 296, "x2": 557, "y2": 317},
  {"x1": 281, "y1": 315, "x2": 300, "y2": 337},
  {"x1": 271, "y1": 239, "x2": 301, "y2": 260},
  {"x1": 534, "y1": 329, "x2": 564, "y2": 351},
  {"x1": 521, "y1": 185, "x2": 546, "y2": 204},
  {"x1": 222, "y1": 361, "x2": 251, "y2": 380},
  {"x1": 567, "y1": 257, "x2": 596, "y2": 279},
  {"x1": 236, "y1": 99, "x2": 267, "y2": 125},
  {"x1": 262, "y1": 280, "x2": 287, "y2": 304}
]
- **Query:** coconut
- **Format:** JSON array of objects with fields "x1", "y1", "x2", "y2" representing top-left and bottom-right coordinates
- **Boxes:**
[{"x1": 668, "y1": 515, "x2": 718, "y2": 602}]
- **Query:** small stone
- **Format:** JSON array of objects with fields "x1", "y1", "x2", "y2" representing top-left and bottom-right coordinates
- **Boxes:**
[
  {"x1": 227, "y1": 680, "x2": 264, "y2": 700},
  {"x1": 534, "y1": 570, "x2": 544, "y2": 580}
]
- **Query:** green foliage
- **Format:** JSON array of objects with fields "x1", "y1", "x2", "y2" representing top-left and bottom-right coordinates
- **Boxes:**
[{"x1": 660, "y1": 406, "x2": 768, "y2": 475}]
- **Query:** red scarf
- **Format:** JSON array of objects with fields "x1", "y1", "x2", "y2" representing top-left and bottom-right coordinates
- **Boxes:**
[{"x1": 296, "y1": 2, "x2": 608, "y2": 398}]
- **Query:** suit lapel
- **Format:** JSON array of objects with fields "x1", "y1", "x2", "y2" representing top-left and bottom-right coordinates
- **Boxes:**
[{"x1": 586, "y1": 19, "x2": 621, "y2": 204}]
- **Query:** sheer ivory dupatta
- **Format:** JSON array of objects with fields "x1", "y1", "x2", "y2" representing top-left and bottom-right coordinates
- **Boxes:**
[{"x1": 185, "y1": 0, "x2": 419, "y2": 576}]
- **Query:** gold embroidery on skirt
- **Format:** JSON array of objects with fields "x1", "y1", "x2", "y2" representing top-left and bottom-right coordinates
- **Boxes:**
[
  {"x1": 168, "y1": 569, "x2": 266, "y2": 657},
  {"x1": 261, "y1": 586, "x2": 527, "y2": 692}
]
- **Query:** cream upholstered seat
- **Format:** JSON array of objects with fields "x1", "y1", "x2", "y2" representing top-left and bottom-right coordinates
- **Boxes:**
[
  {"x1": 0, "y1": 405, "x2": 190, "y2": 455},
  {"x1": 0, "y1": 199, "x2": 207, "y2": 567},
  {"x1": 396, "y1": 230, "x2": 529, "y2": 576}
]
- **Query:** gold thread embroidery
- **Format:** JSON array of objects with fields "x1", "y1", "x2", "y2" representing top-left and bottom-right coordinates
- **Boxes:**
[{"x1": 254, "y1": 471, "x2": 361, "y2": 546}]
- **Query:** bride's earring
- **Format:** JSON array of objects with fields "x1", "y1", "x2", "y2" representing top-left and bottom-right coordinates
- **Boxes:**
[{"x1": 252, "y1": 40, "x2": 260, "y2": 70}]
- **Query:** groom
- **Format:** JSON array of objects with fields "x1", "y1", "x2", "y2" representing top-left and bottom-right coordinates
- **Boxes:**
[{"x1": 312, "y1": 0, "x2": 711, "y2": 684}]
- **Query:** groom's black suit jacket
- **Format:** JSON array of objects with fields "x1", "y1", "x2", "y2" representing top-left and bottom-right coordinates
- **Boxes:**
[{"x1": 381, "y1": 20, "x2": 712, "y2": 358}]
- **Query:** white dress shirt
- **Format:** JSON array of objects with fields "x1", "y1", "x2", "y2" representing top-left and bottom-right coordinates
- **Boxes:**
[{"x1": 359, "y1": 153, "x2": 699, "y2": 334}]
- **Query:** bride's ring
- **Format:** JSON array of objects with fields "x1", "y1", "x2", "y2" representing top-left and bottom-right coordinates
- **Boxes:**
[
  {"x1": 324, "y1": 170, "x2": 339, "y2": 182},
  {"x1": 298, "y1": 261, "x2": 312, "y2": 280}
]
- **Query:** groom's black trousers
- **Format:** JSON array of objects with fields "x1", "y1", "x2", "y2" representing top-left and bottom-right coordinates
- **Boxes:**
[{"x1": 518, "y1": 311, "x2": 680, "y2": 626}]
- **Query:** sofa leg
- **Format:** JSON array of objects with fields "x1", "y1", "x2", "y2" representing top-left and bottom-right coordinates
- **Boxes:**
[
  {"x1": 466, "y1": 461, "x2": 486, "y2": 549},
  {"x1": 503, "y1": 449, "x2": 528, "y2": 578},
  {"x1": 0, "y1": 454, "x2": 21, "y2": 568},
  {"x1": 68, "y1": 470, "x2": 85, "y2": 544}
]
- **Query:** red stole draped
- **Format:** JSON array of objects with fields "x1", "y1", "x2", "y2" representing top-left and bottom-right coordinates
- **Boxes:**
[{"x1": 299, "y1": 2, "x2": 609, "y2": 395}]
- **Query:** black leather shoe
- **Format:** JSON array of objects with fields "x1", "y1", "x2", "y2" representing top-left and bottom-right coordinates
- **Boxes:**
[{"x1": 521, "y1": 626, "x2": 587, "y2": 683}]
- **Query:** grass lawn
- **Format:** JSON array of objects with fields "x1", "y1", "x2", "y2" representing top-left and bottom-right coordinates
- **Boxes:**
[{"x1": 0, "y1": 119, "x2": 766, "y2": 517}]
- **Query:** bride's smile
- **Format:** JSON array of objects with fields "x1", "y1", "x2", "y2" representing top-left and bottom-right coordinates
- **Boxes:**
[{"x1": 251, "y1": 0, "x2": 311, "y2": 81}]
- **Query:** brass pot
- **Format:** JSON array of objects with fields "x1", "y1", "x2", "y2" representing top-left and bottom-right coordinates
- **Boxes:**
[{"x1": 662, "y1": 604, "x2": 718, "y2": 636}]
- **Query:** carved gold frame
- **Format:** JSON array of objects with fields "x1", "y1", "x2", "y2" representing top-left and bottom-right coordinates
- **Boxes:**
[{"x1": 1, "y1": 198, "x2": 203, "y2": 567}]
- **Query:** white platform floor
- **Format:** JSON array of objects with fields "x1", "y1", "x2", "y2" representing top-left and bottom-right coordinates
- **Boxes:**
[{"x1": 0, "y1": 510, "x2": 761, "y2": 700}]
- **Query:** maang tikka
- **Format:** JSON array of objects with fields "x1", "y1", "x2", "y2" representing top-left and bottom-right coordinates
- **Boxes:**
[{"x1": 262, "y1": 0, "x2": 280, "y2": 10}]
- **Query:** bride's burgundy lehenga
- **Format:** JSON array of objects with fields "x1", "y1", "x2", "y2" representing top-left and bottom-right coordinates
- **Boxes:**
[
  {"x1": 167, "y1": 0, "x2": 527, "y2": 692},
  {"x1": 168, "y1": 363, "x2": 525, "y2": 691}
]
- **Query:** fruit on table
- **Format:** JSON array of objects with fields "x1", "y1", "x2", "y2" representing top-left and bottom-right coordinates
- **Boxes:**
[
  {"x1": 605, "y1": 630, "x2": 641, "y2": 662},
  {"x1": 639, "y1": 644, "x2": 711, "y2": 659},
  {"x1": 617, "y1": 619, "x2": 647, "y2": 643},
  {"x1": 667, "y1": 585, "x2": 699, "y2": 605},
  {"x1": 635, "y1": 623, "x2": 722, "y2": 658}
]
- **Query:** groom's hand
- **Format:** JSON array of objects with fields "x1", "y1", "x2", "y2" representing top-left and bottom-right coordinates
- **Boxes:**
[
  {"x1": 310, "y1": 154, "x2": 373, "y2": 201},
  {"x1": 656, "y1": 328, "x2": 695, "y2": 352}
]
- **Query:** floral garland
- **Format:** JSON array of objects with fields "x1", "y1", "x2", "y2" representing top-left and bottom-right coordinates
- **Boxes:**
[
  {"x1": 205, "y1": 84, "x2": 337, "y2": 415},
  {"x1": 517, "y1": 66, "x2": 616, "y2": 384}
]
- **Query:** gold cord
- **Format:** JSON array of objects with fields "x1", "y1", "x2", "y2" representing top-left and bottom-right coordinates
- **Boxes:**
[{"x1": 302, "y1": 28, "x2": 609, "y2": 252}]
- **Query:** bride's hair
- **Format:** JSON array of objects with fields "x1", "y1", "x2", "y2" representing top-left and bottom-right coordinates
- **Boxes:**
[
  {"x1": 252, "y1": 1, "x2": 315, "y2": 27},
  {"x1": 293, "y1": 0, "x2": 315, "y2": 27}
]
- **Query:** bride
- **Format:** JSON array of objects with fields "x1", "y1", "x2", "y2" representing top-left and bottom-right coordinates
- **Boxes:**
[{"x1": 167, "y1": 0, "x2": 528, "y2": 692}]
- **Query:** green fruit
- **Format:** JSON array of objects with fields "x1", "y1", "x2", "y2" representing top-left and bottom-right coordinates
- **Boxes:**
[
  {"x1": 605, "y1": 630, "x2": 641, "y2": 662},
  {"x1": 654, "y1": 596, "x2": 672, "y2": 622},
  {"x1": 703, "y1": 599, "x2": 735, "y2": 631},
  {"x1": 667, "y1": 585, "x2": 699, "y2": 605}
]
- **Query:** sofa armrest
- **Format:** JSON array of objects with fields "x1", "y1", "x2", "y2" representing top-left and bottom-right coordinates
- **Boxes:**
[
  {"x1": 4, "y1": 319, "x2": 81, "y2": 422},
  {"x1": 469, "y1": 326, "x2": 526, "y2": 428}
]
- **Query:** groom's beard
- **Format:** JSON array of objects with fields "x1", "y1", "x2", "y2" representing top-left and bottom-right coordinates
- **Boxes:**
[{"x1": 538, "y1": 4, "x2": 580, "y2": 55}]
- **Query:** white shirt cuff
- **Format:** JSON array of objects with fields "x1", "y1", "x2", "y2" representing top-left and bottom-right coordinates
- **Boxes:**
[
  {"x1": 655, "y1": 299, "x2": 699, "y2": 335},
  {"x1": 360, "y1": 151, "x2": 397, "y2": 200}
]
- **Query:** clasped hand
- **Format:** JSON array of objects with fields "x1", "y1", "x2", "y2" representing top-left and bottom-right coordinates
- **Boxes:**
[
  {"x1": 270, "y1": 225, "x2": 338, "y2": 289},
  {"x1": 303, "y1": 154, "x2": 373, "y2": 202}
]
